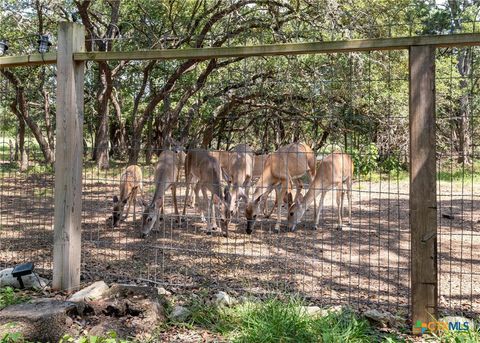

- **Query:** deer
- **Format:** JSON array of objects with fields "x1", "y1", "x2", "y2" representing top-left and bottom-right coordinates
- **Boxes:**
[
  {"x1": 245, "y1": 143, "x2": 316, "y2": 234},
  {"x1": 141, "y1": 149, "x2": 186, "y2": 238},
  {"x1": 182, "y1": 149, "x2": 232, "y2": 237},
  {"x1": 222, "y1": 144, "x2": 255, "y2": 215},
  {"x1": 287, "y1": 152, "x2": 354, "y2": 231},
  {"x1": 111, "y1": 165, "x2": 143, "y2": 227},
  {"x1": 251, "y1": 153, "x2": 306, "y2": 219}
]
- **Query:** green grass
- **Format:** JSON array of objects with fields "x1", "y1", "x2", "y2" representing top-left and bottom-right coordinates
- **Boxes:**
[
  {"x1": 166, "y1": 296, "x2": 404, "y2": 343},
  {"x1": 59, "y1": 331, "x2": 131, "y2": 343},
  {"x1": 426, "y1": 327, "x2": 480, "y2": 342},
  {"x1": 0, "y1": 287, "x2": 29, "y2": 310},
  {"x1": 437, "y1": 160, "x2": 480, "y2": 183}
]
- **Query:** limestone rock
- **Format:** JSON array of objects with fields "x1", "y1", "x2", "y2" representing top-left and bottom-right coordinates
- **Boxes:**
[
  {"x1": 157, "y1": 287, "x2": 172, "y2": 296},
  {"x1": 0, "y1": 299, "x2": 77, "y2": 342},
  {"x1": 68, "y1": 281, "x2": 109, "y2": 302},
  {"x1": 0, "y1": 268, "x2": 48, "y2": 290},
  {"x1": 169, "y1": 306, "x2": 191, "y2": 322},
  {"x1": 364, "y1": 309, "x2": 402, "y2": 328},
  {"x1": 302, "y1": 305, "x2": 343, "y2": 317},
  {"x1": 214, "y1": 291, "x2": 236, "y2": 307}
]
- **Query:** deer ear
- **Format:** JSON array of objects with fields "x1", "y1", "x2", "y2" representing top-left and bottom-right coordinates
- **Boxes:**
[
  {"x1": 296, "y1": 193, "x2": 304, "y2": 204},
  {"x1": 113, "y1": 195, "x2": 119, "y2": 203}
]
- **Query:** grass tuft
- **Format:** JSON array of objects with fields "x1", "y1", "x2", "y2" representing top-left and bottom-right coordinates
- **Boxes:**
[
  {"x1": 427, "y1": 326, "x2": 480, "y2": 343},
  {"x1": 0, "y1": 287, "x2": 29, "y2": 310},
  {"x1": 167, "y1": 295, "x2": 403, "y2": 343}
]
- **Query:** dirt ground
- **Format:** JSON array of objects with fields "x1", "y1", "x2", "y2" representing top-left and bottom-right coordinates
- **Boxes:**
[{"x1": 1, "y1": 167, "x2": 479, "y2": 319}]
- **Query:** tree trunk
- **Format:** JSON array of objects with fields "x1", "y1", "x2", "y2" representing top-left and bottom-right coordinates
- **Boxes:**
[
  {"x1": 2, "y1": 70, "x2": 54, "y2": 165},
  {"x1": 109, "y1": 90, "x2": 127, "y2": 158},
  {"x1": 145, "y1": 114, "x2": 154, "y2": 165},
  {"x1": 456, "y1": 52, "x2": 472, "y2": 164},
  {"x1": 17, "y1": 117, "x2": 28, "y2": 171},
  {"x1": 93, "y1": 62, "x2": 112, "y2": 169}
]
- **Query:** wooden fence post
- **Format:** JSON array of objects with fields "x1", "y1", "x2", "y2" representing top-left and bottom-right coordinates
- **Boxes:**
[
  {"x1": 53, "y1": 22, "x2": 85, "y2": 291},
  {"x1": 409, "y1": 45, "x2": 438, "y2": 332}
]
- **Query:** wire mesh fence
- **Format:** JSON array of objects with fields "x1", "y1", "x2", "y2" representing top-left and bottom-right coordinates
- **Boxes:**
[{"x1": 0, "y1": 43, "x2": 479, "y2": 320}]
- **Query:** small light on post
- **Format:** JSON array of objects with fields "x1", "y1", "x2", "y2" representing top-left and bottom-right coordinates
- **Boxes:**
[
  {"x1": 37, "y1": 34, "x2": 52, "y2": 53},
  {"x1": 0, "y1": 40, "x2": 8, "y2": 56},
  {"x1": 11, "y1": 262, "x2": 34, "y2": 289}
]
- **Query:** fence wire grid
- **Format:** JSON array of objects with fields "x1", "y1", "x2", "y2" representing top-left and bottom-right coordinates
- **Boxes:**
[{"x1": 0, "y1": 46, "x2": 479, "y2": 320}]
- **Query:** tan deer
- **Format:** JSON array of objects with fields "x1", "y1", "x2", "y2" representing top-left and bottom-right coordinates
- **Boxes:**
[
  {"x1": 252, "y1": 153, "x2": 298, "y2": 218},
  {"x1": 223, "y1": 144, "x2": 255, "y2": 214},
  {"x1": 245, "y1": 143, "x2": 316, "y2": 234},
  {"x1": 141, "y1": 150, "x2": 185, "y2": 238},
  {"x1": 287, "y1": 152, "x2": 354, "y2": 231},
  {"x1": 112, "y1": 165, "x2": 143, "y2": 227},
  {"x1": 182, "y1": 149, "x2": 231, "y2": 236}
]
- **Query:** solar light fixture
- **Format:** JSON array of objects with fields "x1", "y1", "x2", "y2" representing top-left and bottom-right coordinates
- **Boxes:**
[
  {"x1": 0, "y1": 40, "x2": 8, "y2": 55},
  {"x1": 37, "y1": 34, "x2": 51, "y2": 53},
  {"x1": 11, "y1": 262, "x2": 34, "y2": 289}
]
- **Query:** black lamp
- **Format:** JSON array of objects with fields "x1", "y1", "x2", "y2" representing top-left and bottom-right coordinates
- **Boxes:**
[
  {"x1": 37, "y1": 34, "x2": 52, "y2": 53},
  {"x1": 11, "y1": 262, "x2": 34, "y2": 289},
  {"x1": 0, "y1": 40, "x2": 8, "y2": 55}
]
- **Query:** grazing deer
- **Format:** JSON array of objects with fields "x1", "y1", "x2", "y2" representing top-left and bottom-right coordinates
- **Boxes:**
[
  {"x1": 251, "y1": 153, "x2": 303, "y2": 218},
  {"x1": 245, "y1": 143, "x2": 316, "y2": 234},
  {"x1": 208, "y1": 150, "x2": 233, "y2": 180},
  {"x1": 112, "y1": 165, "x2": 143, "y2": 227},
  {"x1": 182, "y1": 149, "x2": 231, "y2": 236},
  {"x1": 224, "y1": 144, "x2": 255, "y2": 215},
  {"x1": 141, "y1": 150, "x2": 185, "y2": 238},
  {"x1": 287, "y1": 152, "x2": 354, "y2": 231}
]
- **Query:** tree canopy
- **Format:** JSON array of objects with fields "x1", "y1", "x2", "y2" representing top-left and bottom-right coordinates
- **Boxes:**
[{"x1": 0, "y1": 0, "x2": 479, "y2": 171}]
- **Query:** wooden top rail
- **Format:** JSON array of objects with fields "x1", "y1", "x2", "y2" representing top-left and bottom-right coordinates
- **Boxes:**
[
  {"x1": 0, "y1": 52, "x2": 56, "y2": 68},
  {"x1": 1, "y1": 33, "x2": 480, "y2": 68}
]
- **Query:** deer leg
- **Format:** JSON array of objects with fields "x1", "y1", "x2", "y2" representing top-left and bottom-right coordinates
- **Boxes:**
[
  {"x1": 155, "y1": 204, "x2": 162, "y2": 231},
  {"x1": 346, "y1": 178, "x2": 352, "y2": 225},
  {"x1": 314, "y1": 191, "x2": 327, "y2": 230},
  {"x1": 182, "y1": 174, "x2": 191, "y2": 216},
  {"x1": 160, "y1": 197, "x2": 165, "y2": 220},
  {"x1": 201, "y1": 186, "x2": 213, "y2": 231},
  {"x1": 264, "y1": 188, "x2": 277, "y2": 218},
  {"x1": 274, "y1": 182, "x2": 287, "y2": 233},
  {"x1": 172, "y1": 184, "x2": 182, "y2": 223},
  {"x1": 336, "y1": 185, "x2": 344, "y2": 230},
  {"x1": 132, "y1": 188, "x2": 138, "y2": 222},
  {"x1": 243, "y1": 176, "x2": 251, "y2": 199},
  {"x1": 122, "y1": 196, "x2": 132, "y2": 222}
]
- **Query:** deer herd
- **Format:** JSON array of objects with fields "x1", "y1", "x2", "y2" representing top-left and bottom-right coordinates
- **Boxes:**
[{"x1": 110, "y1": 142, "x2": 354, "y2": 238}]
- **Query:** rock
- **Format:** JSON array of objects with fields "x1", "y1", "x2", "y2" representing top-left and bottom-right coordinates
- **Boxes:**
[
  {"x1": 239, "y1": 295, "x2": 259, "y2": 304},
  {"x1": 169, "y1": 306, "x2": 191, "y2": 322},
  {"x1": 0, "y1": 268, "x2": 48, "y2": 290},
  {"x1": 214, "y1": 291, "x2": 236, "y2": 307},
  {"x1": 364, "y1": 309, "x2": 402, "y2": 328},
  {"x1": 0, "y1": 299, "x2": 77, "y2": 343},
  {"x1": 68, "y1": 281, "x2": 109, "y2": 302},
  {"x1": 157, "y1": 287, "x2": 172, "y2": 296},
  {"x1": 302, "y1": 305, "x2": 343, "y2": 317},
  {"x1": 303, "y1": 306, "x2": 322, "y2": 316},
  {"x1": 439, "y1": 316, "x2": 475, "y2": 330}
]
